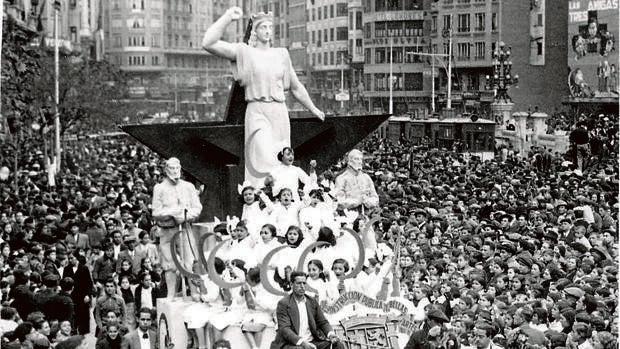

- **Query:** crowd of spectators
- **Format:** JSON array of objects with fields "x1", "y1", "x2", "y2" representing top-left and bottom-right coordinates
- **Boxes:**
[{"x1": 0, "y1": 111, "x2": 616, "y2": 349}]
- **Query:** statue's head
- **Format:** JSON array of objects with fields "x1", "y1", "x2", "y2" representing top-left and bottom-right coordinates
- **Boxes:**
[
  {"x1": 165, "y1": 157, "x2": 182, "y2": 181},
  {"x1": 250, "y1": 12, "x2": 273, "y2": 47},
  {"x1": 347, "y1": 149, "x2": 364, "y2": 171}
]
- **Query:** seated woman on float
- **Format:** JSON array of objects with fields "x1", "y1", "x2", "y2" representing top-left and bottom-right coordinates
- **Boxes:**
[{"x1": 183, "y1": 257, "x2": 247, "y2": 349}]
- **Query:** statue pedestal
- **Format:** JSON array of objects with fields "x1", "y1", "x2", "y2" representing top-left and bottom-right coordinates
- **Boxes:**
[
  {"x1": 512, "y1": 111, "x2": 529, "y2": 156},
  {"x1": 530, "y1": 112, "x2": 549, "y2": 139},
  {"x1": 491, "y1": 101, "x2": 515, "y2": 127}
]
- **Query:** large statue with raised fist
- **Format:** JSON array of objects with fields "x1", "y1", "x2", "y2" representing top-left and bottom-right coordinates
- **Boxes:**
[{"x1": 202, "y1": 7, "x2": 325, "y2": 188}]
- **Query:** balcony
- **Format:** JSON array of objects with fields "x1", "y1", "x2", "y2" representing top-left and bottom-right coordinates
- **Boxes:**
[
  {"x1": 456, "y1": 27, "x2": 470, "y2": 33},
  {"x1": 473, "y1": 26, "x2": 485, "y2": 32}
]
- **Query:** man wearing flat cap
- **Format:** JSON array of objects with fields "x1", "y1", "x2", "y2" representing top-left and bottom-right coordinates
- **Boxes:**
[
  {"x1": 152, "y1": 157, "x2": 202, "y2": 298},
  {"x1": 404, "y1": 306, "x2": 449, "y2": 349}
]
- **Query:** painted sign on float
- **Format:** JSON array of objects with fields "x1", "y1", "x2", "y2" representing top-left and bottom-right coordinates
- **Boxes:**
[{"x1": 567, "y1": 0, "x2": 619, "y2": 97}]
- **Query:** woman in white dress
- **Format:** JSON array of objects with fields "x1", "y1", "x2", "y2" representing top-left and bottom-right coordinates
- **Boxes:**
[
  {"x1": 240, "y1": 184, "x2": 274, "y2": 239},
  {"x1": 306, "y1": 259, "x2": 339, "y2": 304},
  {"x1": 202, "y1": 7, "x2": 324, "y2": 188},
  {"x1": 270, "y1": 147, "x2": 317, "y2": 203},
  {"x1": 183, "y1": 257, "x2": 245, "y2": 349},
  {"x1": 240, "y1": 267, "x2": 279, "y2": 349},
  {"x1": 298, "y1": 189, "x2": 337, "y2": 241}
]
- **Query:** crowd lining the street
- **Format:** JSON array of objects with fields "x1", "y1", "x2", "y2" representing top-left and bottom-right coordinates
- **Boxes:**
[{"x1": 0, "y1": 111, "x2": 617, "y2": 349}]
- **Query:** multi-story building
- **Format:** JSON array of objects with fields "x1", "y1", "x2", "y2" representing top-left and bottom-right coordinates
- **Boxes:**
[
  {"x1": 362, "y1": 0, "x2": 432, "y2": 116},
  {"x1": 306, "y1": 0, "x2": 352, "y2": 112},
  {"x1": 103, "y1": 0, "x2": 235, "y2": 119},
  {"x1": 430, "y1": 0, "x2": 568, "y2": 116},
  {"x1": 5, "y1": 0, "x2": 102, "y2": 59}
]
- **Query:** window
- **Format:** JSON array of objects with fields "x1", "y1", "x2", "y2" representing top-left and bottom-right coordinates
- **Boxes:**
[
  {"x1": 375, "y1": 74, "x2": 387, "y2": 91},
  {"x1": 152, "y1": 56, "x2": 159, "y2": 65},
  {"x1": 69, "y1": 0, "x2": 76, "y2": 7},
  {"x1": 387, "y1": 21, "x2": 403, "y2": 37},
  {"x1": 432, "y1": 16, "x2": 437, "y2": 33},
  {"x1": 405, "y1": 46, "x2": 423, "y2": 63},
  {"x1": 330, "y1": 51, "x2": 335, "y2": 65},
  {"x1": 324, "y1": 52, "x2": 328, "y2": 64},
  {"x1": 318, "y1": 53, "x2": 322, "y2": 64},
  {"x1": 330, "y1": 4, "x2": 334, "y2": 18},
  {"x1": 376, "y1": 0, "x2": 385, "y2": 11},
  {"x1": 365, "y1": 48, "x2": 371, "y2": 64},
  {"x1": 537, "y1": 42, "x2": 543, "y2": 55},
  {"x1": 537, "y1": 13, "x2": 543, "y2": 26},
  {"x1": 311, "y1": 31, "x2": 315, "y2": 44},
  {"x1": 330, "y1": 28, "x2": 334, "y2": 41},
  {"x1": 457, "y1": 42, "x2": 470, "y2": 60},
  {"x1": 375, "y1": 48, "x2": 386, "y2": 63},
  {"x1": 443, "y1": 15, "x2": 452, "y2": 31},
  {"x1": 356, "y1": 12, "x2": 362, "y2": 29},
  {"x1": 70, "y1": 26, "x2": 77, "y2": 42},
  {"x1": 474, "y1": 13, "x2": 485, "y2": 31},
  {"x1": 391, "y1": 47, "x2": 403, "y2": 63},
  {"x1": 405, "y1": 0, "x2": 422, "y2": 10},
  {"x1": 386, "y1": 0, "x2": 401, "y2": 11},
  {"x1": 324, "y1": 6, "x2": 328, "y2": 19},
  {"x1": 356, "y1": 39, "x2": 363, "y2": 55},
  {"x1": 375, "y1": 22, "x2": 386, "y2": 37},
  {"x1": 324, "y1": 29, "x2": 328, "y2": 42},
  {"x1": 152, "y1": 35, "x2": 160, "y2": 47},
  {"x1": 457, "y1": 14, "x2": 470, "y2": 32},
  {"x1": 336, "y1": 3, "x2": 347, "y2": 17},
  {"x1": 336, "y1": 27, "x2": 348, "y2": 41},
  {"x1": 404, "y1": 73, "x2": 423, "y2": 90},
  {"x1": 364, "y1": 23, "x2": 371, "y2": 38},
  {"x1": 312, "y1": 8, "x2": 315, "y2": 21},
  {"x1": 474, "y1": 42, "x2": 485, "y2": 59},
  {"x1": 492, "y1": 13, "x2": 497, "y2": 30},
  {"x1": 405, "y1": 21, "x2": 423, "y2": 36},
  {"x1": 113, "y1": 35, "x2": 121, "y2": 47},
  {"x1": 318, "y1": 7, "x2": 321, "y2": 20}
]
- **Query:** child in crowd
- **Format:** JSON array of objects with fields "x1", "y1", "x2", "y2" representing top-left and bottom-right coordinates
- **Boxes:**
[{"x1": 306, "y1": 259, "x2": 339, "y2": 303}]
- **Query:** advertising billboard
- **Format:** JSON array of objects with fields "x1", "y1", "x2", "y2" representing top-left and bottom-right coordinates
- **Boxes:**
[{"x1": 567, "y1": 0, "x2": 618, "y2": 98}]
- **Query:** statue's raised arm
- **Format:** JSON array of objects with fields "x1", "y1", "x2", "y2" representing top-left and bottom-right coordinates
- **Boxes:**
[{"x1": 201, "y1": 7, "x2": 324, "y2": 189}]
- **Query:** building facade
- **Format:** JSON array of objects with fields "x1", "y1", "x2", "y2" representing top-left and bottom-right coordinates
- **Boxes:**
[
  {"x1": 103, "y1": 0, "x2": 236, "y2": 119},
  {"x1": 5, "y1": 0, "x2": 102, "y2": 59},
  {"x1": 430, "y1": 0, "x2": 568, "y2": 116},
  {"x1": 362, "y1": 0, "x2": 432, "y2": 117}
]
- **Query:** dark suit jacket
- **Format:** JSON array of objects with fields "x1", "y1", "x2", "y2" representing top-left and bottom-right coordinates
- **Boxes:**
[
  {"x1": 66, "y1": 233, "x2": 91, "y2": 250},
  {"x1": 270, "y1": 294, "x2": 333, "y2": 349},
  {"x1": 63, "y1": 263, "x2": 94, "y2": 303},
  {"x1": 48, "y1": 291, "x2": 74, "y2": 324},
  {"x1": 120, "y1": 329, "x2": 158, "y2": 349},
  {"x1": 134, "y1": 285, "x2": 157, "y2": 313}
]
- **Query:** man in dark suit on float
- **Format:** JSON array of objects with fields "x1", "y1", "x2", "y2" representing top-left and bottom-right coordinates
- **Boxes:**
[{"x1": 270, "y1": 271, "x2": 344, "y2": 349}]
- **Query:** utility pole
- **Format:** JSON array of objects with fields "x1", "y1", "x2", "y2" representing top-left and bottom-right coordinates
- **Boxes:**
[
  {"x1": 388, "y1": 34, "x2": 393, "y2": 115},
  {"x1": 407, "y1": 52, "x2": 450, "y2": 114},
  {"x1": 54, "y1": 0, "x2": 61, "y2": 173},
  {"x1": 447, "y1": 14, "x2": 453, "y2": 110}
]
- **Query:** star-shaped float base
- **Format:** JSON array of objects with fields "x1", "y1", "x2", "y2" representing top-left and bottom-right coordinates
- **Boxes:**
[{"x1": 120, "y1": 114, "x2": 389, "y2": 219}]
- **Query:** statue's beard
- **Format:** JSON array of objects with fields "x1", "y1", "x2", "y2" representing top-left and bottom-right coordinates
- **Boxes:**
[
  {"x1": 350, "y1": 163, "x2": 362, "y2": 171},
  {"x1": 166, "y1": 169, "x2": 181, "y2": 182}
]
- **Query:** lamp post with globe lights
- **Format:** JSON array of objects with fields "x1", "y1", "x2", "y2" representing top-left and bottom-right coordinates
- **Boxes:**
[{"x1": 486, "y1": 41, "x2": 519, "y2": 103}]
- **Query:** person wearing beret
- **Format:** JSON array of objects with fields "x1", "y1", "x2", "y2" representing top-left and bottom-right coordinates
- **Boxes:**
[{"x1": 403, "y1": 307, "x2": 450, "y2": 349}]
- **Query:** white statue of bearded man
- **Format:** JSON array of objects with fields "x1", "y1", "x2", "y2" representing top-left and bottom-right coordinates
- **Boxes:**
[
  {"x1": 334, "y1": 149, "x2": 379, "y2": 212},
  {"x1": 152, "y1": 157, "x2": 202, "y2": 298}
]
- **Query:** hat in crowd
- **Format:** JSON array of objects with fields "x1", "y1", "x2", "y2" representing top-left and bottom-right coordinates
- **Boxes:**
[
  {"x1": 555, "y1": 200, "x2": 567, "y2": 207},
  {"x1": 590, "y1": 247, "x2": 608, "y2": 261},
  {"x1": 427, "y1": 308, "x2": 450, "y2": 323},
  {"x1": 570, "y1": 242, "x2": 589, "y2": 254},
  {"x1": 573, "y1": 219, "x2": 589, "y2": 229},
  {"x1": 411, "y1": 208, "x2": 428, "y2": 217},
  {"x1": 543, "y1": 230, "x2": 559, "y2": 242},
  {"x1": 564, "y1": 287, "x2": 585, "y2": 299},
  {"x1": 123, "y1": 235, "x2": 137, "y2": 243}
]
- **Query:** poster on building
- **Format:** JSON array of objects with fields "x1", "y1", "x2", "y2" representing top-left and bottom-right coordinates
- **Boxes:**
[{"x1": 567, "y1": 0, "x2": 618, "y2": 97}]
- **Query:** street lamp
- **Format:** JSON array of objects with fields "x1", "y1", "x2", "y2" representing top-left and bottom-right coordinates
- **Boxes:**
[{"x1": 485, "y1": 41, "x2": 518, "y2": 103}]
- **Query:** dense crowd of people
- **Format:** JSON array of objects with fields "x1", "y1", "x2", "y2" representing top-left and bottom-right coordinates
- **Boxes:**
[{"x1": 0, "y1": 111, "x2": 617, "y2": 349}]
